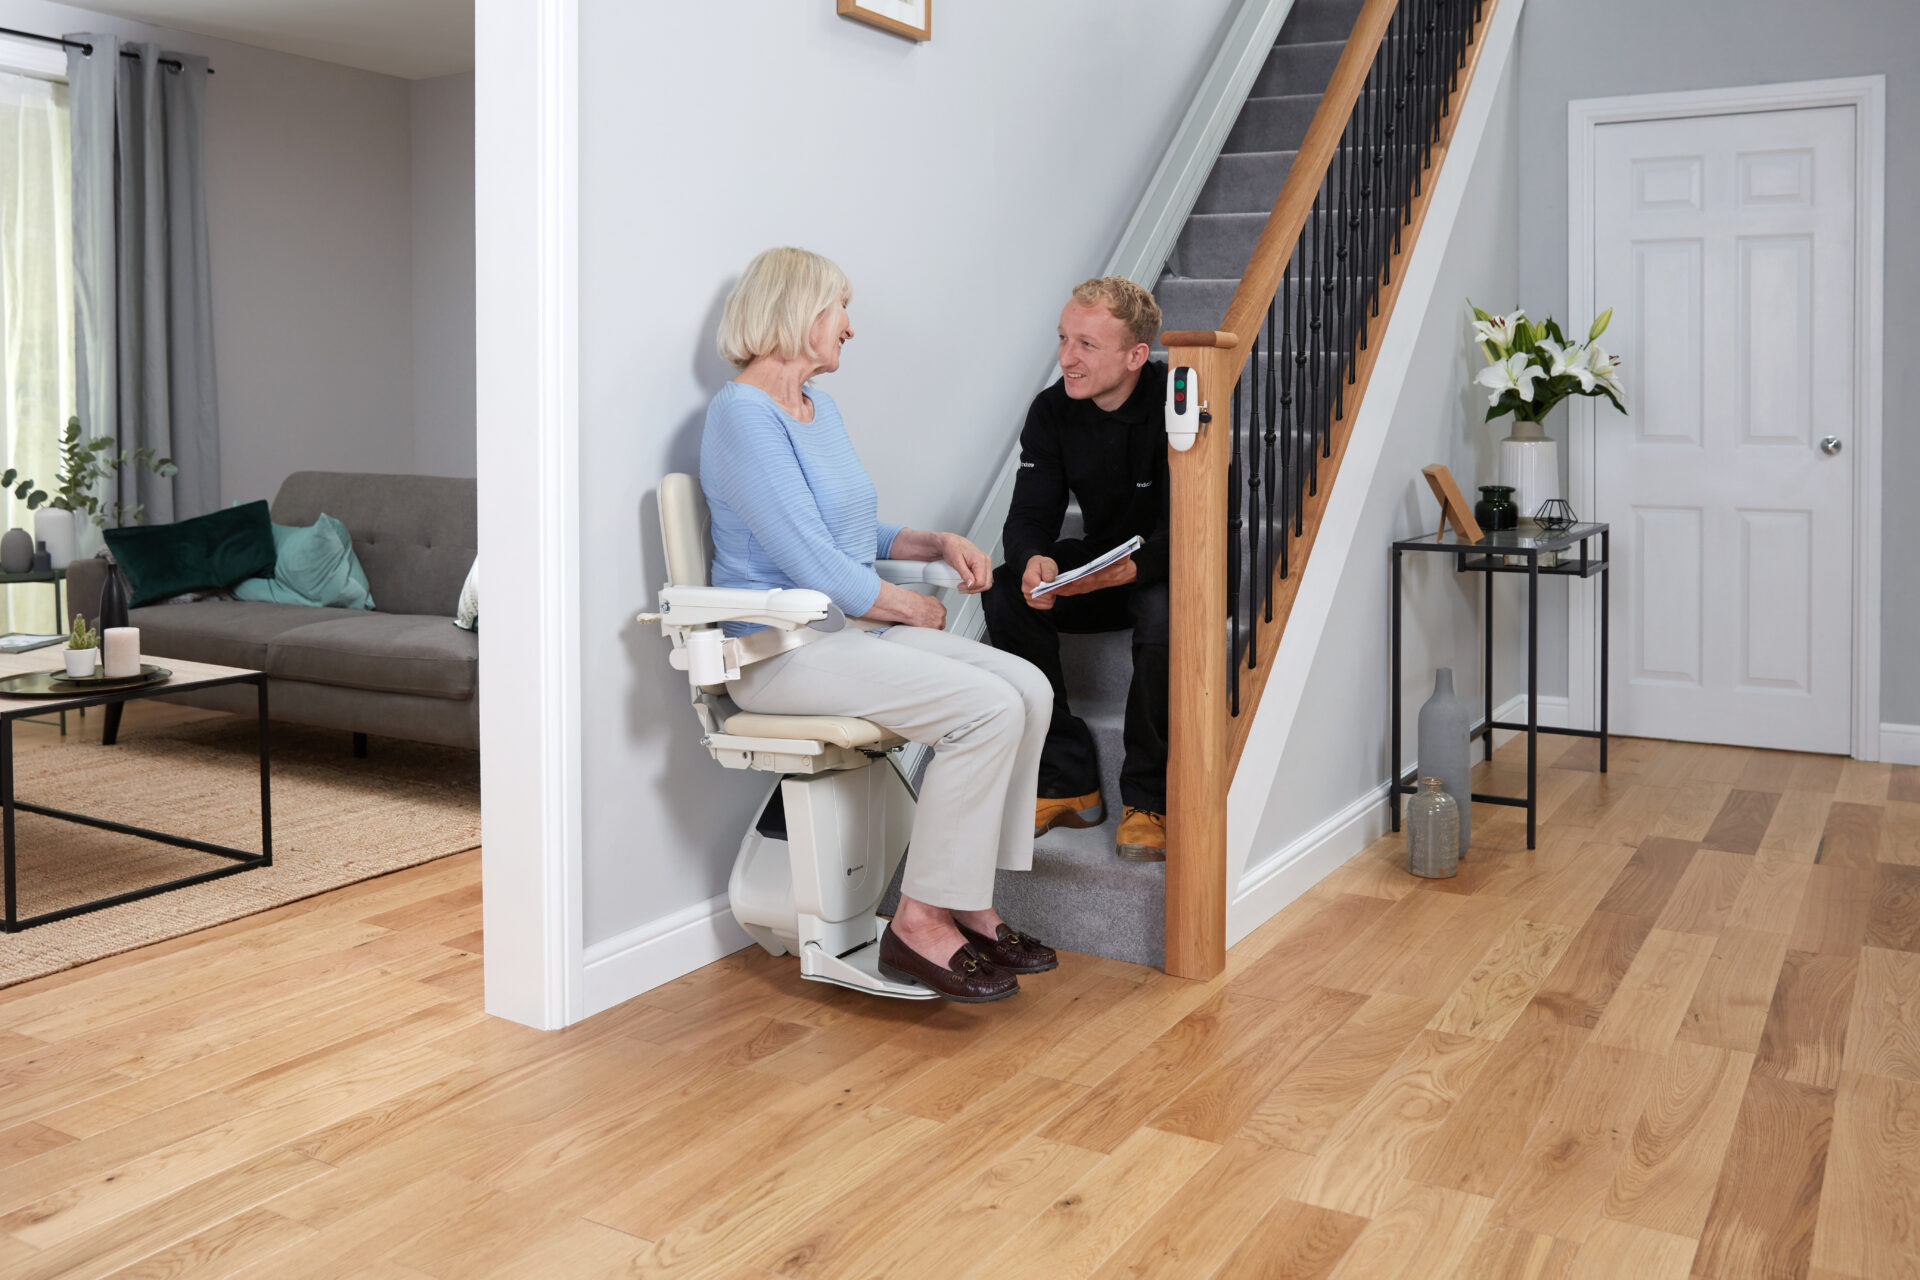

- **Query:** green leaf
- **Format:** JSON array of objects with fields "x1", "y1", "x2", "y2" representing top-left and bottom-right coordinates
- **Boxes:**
[
  {"x1": 1468, "y1": 299, "x2": 1492, "y2": 323},
  {"x1": 1589, "y1": 308, "x2": 1613, "y2": 341},
  {"x1": 26, "y1": 491, "x2": 46, "y2": 510}
]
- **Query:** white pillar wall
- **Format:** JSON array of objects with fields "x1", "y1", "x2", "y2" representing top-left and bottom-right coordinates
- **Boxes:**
[{"x1": 475, "y1": 0, "x2": 582, "y2": 1029}]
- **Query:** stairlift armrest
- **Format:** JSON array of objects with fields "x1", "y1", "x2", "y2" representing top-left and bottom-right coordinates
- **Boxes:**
[
  {"x1": 643, "y1": 585, "x2": 835, "y2": 631},
  {"x1": 874, "y1": 560, "x2": 966, "y2": 590}
]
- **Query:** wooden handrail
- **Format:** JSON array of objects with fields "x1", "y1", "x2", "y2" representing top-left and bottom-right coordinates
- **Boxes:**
[{"x1": 1160, "y1": 0, "x2": 1500, "y2": 981}]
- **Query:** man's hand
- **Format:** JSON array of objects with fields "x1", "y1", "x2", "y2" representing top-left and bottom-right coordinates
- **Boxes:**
[
  {"x1": 1026, "y1": 553, "x2": 1137, "y2": 607},
  {"x1": 902, "y1": 591, "x2": 947, "y2": 629},
  {"x1": 1021, "y1": 555, "x2": 1061, "y2": 611},
  {"x1": 937, "y1": 533, "x2": 992, "y2": 594}
]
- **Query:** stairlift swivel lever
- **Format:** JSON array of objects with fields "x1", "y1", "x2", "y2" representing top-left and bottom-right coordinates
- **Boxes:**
[{"x1": 1165, "y1": 365, "x2": 1206, "y2": 452}]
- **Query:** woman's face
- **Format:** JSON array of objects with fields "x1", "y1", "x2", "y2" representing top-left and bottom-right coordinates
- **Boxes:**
[{"x1": 806, "y1": 297, "x2": 854, "y2": 374}]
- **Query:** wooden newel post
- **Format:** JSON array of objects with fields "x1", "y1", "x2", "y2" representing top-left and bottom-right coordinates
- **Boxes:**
[{"x1": 1163, "y1": 335, "x2": 1236, "y2": 981}]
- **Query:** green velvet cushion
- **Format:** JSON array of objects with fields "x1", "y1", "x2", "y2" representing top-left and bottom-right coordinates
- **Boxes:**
[
  {"x1": 104, "y1": 501, "x2": 278, "y2": 608},
  {"x1": 232, "y1": 514, "x2": 375, "y2": 610}
]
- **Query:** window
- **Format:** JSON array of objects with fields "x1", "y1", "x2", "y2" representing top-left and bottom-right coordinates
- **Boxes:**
[{"x1": 0, "y1": 67, "x2": 73, "y2": 633}]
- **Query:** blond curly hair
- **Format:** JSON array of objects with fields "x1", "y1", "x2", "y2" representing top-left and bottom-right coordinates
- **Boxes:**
[{"x1": 1070, "y1": 276, "x2": 1162, "y2": 348}]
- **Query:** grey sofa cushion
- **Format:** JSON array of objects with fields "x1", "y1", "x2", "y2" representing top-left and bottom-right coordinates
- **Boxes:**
[
  {"x1": 270, "y1": 472, "x2": 476, "y2": 618},
  {"x1": 266, "y1": 612, "x2": 477, "y2": 700},
  {"x1": 132, "y1": 600, "x2": 342, "y2": 671}
]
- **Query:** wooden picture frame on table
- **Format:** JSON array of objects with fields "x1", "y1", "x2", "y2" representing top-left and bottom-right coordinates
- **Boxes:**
[
  {"x1": 1420, "y1": 464, "x2": 1485, "y2": 543},
  {"x1": 837, "y1": 0, "x2": 932, "y2": 42}
]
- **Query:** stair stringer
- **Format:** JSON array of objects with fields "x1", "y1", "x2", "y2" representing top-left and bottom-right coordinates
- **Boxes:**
[{"x1": 1224, "y1": 0, "x2": 1526, "y2": 947}]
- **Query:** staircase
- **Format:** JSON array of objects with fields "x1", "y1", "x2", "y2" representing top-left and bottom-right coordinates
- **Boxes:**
[{"x1": 976, "y1": 0, "x2": 1370, "y2": 969}]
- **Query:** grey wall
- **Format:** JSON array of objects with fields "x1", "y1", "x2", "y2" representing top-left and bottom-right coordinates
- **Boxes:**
[
  {"x1": 1252, "y1": 54, "x2": 1523, "y2": 858},
  {"x1": 410, "y1": 71, "x2": 475, "y2": 479},
  {"x1": 576, "y1": 0, "x2": 1237, "y2": 948},
  {"x1": 0, "y1": 0, "x2": 431, "y2": 505},
  {"x1": 1514, "y1": 0, "x2": 1918, "y2": 723}
]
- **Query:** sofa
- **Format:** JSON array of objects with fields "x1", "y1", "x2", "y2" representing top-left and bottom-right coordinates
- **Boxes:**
[{"x1": 69, "y1": 472, "x2": 478, "y2": 750}]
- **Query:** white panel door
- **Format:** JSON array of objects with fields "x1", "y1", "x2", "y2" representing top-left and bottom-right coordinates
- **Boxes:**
[{"x1": 1593, "y1": 107, "x2": 1855, "y2": 753}]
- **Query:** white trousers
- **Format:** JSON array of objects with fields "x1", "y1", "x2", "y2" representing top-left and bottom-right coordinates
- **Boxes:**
[{"x1": 726, "y1": 626, "x2": 1051, "y2": 910}]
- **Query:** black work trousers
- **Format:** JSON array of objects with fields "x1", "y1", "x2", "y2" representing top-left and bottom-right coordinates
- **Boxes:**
[{"x1": 981, "y1": 560, "x2": 1168, "y2": 813}]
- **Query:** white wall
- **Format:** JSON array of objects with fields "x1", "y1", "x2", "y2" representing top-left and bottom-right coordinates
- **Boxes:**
[
  {"x1": 1248, "y1": 54, "x2": 1524, "y2": 863},
  {"x1": 410, "y1": 71, "x2": 475, "y2": 479},
  {"x1": 1513, "y1": 0, "x2": 1918, "y2": 727},
  {"x1": 575, "y1": 0, "x2": 1236, "y2": 954},
  {"x1": 0, "y1": 0, "x2": 461, "y2": 505}
]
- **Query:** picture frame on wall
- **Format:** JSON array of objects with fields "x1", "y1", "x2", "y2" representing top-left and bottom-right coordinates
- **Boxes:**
[{"x1": 837, "y1": 0, "x2": 931, "y2": 42}]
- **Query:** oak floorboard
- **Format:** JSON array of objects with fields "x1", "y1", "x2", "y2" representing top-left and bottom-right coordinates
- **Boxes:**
[
  {"x1": 1594, "y1": 838, "x2": 1699, "y2": 919},
  {"x1": 1320, "y1": 1180, "x2": 1491, "y2": 1280},
  {"x1": 1818, "y1": 802, "x2": 1887, "y2": 872},
  {"x1": 1428, "y1": 918, "x2": 1576, "y2": 1040},
  {"x1": 1678, "y1": 927, "x2": 1792, "y2": 1054},
  {"x1": 1449, "y1": 1224, "x2": 1580, "y2": 1280},
  {"x1": 1691, "y1": 1074, "x2": 1836, "y2": 1280},
  {"x1": 1655, "y1": 849, "x2": 1754, "y2": 936},
  {"x1": 1588, "y1": 928, "x2": 1718, "y2": 1054},
  {"x1": 1701, "y1": 790, "x2": 1780, "y2": 855},
  {"x1": 1525, "y1": 910, "x2": 1656, "y2": 1030},
  {"x1": 1601, "y1": 1041, "x2": 1753, "y2": 1239},
  {"x1": 1755, "y1": 950, "x2": 1860, "y2": 1090},
  {"x1": 1759, "y1": 790, "x2": 1835, "y2": 863},
  {"x1": 1865, "y1": 865, "x2": 1920, "y2": 955},
  {"x1": 1409, "y1": 1016, "x2": 1588, "y2": 1199},
  {"x1": 1884, "y1": 802, "x2": 1920, "y2": 868},
  {"x1": 1563, "y1": 1218, "x2": 1699, "y2": 1280},
  {"x1": 1891, "y1": 766, "x2": 1920, "y2": 805},
  {"x1": 1811, "y1": 1070, "x2": 1920, "y2": 1280},
  {"x1": 1841, "y1": 947, "x2": 1920, "y2": 1085},
  {"x1": 1213, "y1": 1196, "x2": 1369, "y2": 1280},
  {"x1": 1086, "y1": 1139, "x2": 1305, "y2": 1279},
  {"x1": 1238, "y1": 993, "x2": 1441, "y2": 1155},
  {"x1": 1793, "y1": 865, "x2": 1875, "y2": 957}
]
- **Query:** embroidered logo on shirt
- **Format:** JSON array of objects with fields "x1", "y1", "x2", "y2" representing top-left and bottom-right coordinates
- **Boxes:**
[{"x1": 1135, "y1": 481, "x2": 1153, "y2": 488}]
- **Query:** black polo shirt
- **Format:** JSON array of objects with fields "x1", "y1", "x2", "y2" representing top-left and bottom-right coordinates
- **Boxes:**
[{"x1": 1001, "y1": 361, "x2": 1169, "y2": 587}]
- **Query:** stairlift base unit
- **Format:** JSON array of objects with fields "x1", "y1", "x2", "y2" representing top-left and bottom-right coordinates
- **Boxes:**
[{"x1": 728, "y1": 759, "x2": 937, "y2": 1000}]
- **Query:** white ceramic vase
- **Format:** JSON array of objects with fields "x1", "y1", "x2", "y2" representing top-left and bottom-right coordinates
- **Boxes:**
[
  {"x1": 1497, "y1": 417, "x2": 1559, "y2": 523},
  {"x1": 33, "y1": 508, "x2": 77, "y2": 572},
  {"x1": 64, "y1": 646, "x2": 98, "y2": 677}
]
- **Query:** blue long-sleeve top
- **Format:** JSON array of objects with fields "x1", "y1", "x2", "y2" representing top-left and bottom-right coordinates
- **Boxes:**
[{"x1": 700, "y1": 382, "x2": 902, "y2": 635}]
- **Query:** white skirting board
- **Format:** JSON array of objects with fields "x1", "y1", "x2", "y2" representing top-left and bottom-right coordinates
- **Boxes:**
[
  {"x1": 581, "y1": 893, "x2": 753, "y2": 1019},
  {"x1": 1882, "y1": 724, "x2": 1920, "y2": 766}
]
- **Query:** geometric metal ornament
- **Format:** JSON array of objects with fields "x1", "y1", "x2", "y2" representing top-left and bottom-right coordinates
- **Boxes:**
[{"x1": 1533, "y1": 498, "x2": 1577, "y2": 532}]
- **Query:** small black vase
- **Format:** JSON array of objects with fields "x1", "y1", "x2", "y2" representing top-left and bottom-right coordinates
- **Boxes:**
[
  {"x1": 98, "y1": 559, "x2": 130, "y2": 631},
  {"x1": 1474, "y1": 484, "x2": 1518, "y2": 532}
]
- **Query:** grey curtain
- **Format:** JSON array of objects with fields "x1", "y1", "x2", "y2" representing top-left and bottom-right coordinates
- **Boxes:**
[{"x1": 67, "y1": 34, "x2": 218, "y2": 524}]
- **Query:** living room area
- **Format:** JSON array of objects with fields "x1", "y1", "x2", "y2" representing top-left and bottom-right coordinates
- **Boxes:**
[{"x1": 0, "y1": 0, "x2": 479, "y2": 980}]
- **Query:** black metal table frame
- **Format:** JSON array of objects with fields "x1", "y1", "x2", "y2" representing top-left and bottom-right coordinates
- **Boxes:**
[
  {"x1": 0, "y1": 567, "x2": 70, "y2": 735},
  {"x1": 2, "y1": 672, "x2": 272, "y2": 931},
  {"x1": 1389, "y1": 525, "x2": 1611, "y2": 849}
]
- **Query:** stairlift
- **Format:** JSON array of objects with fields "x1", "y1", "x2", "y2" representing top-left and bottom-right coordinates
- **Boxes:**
[{"x1": 637, "y1": 474, "x2": 964, "y2": 1000}]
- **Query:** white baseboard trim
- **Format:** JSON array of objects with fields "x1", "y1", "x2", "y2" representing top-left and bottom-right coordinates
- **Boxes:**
[
  {"x1": 1881, "y1": 723, "x2": 1920, "y2": 766},
  {"x1": 1228, "y1": 783, "x2": 1391, "y2": 947},
  {"x1": 581, "y1": 893, "x2": 752, "y2": 1018},
  {"x1": 1488, "y1": 693, "x2": 1571, "y2": 750}
]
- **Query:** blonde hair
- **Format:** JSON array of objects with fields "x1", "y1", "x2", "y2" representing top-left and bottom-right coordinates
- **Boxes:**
[
  {"x1": 1071, "y1": 276, "x2": 1162, "y2": 348},
  {"x1": 717, "y1": 247, "x2": 853, "y2": 369}
]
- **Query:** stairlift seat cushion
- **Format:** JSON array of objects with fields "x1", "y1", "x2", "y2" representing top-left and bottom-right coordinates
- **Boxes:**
[{"x1": 721, "y1": 712, "x2": 901, "y2": 750}]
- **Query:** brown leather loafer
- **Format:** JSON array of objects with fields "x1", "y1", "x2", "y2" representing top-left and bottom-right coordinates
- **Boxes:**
[
  {"x1": 878, "y1": 926, "x2": 1018, "y2": 1003},
  {"x1": 957, "y1": 921, "x2": 1059, "y2": 974}
]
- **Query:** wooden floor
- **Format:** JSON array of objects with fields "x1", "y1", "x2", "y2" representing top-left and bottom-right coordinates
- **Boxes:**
[{"x1": 2, "y1": 709, "x2": 1917, "y2": 1278}]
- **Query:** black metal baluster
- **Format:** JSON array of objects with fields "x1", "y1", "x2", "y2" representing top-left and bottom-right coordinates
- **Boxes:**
[
  {"x1": 1263, "y1": 293, "x2": 1278, "y2": 624},
  {"x1": 1228, "y1": 374, "x2": 1244, "y2": 713}
]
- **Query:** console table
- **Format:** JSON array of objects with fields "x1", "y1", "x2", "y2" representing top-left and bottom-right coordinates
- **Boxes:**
[{"x1": 1389, "y1": 522, "x2": 1611, "y2": 849}]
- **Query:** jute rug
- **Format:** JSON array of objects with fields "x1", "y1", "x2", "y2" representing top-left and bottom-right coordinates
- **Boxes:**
[{"x1": 0, "y1": 714, "x2": 479, "y2": 989}]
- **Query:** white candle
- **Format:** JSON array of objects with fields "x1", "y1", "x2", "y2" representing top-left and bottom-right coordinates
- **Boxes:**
[{"x1": 103, "y1": 626, "x2": 140, "y2": 679}]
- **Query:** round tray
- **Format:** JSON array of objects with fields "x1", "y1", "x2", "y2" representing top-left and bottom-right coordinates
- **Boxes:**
[{"x1": 0, "y1": 664, "x2": 173, "y2": 698}]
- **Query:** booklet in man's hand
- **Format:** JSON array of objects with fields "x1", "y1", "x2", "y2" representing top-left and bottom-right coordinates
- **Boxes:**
[{"x1": 1028, "y1": 536, "x2": 1145, "y2": 599}]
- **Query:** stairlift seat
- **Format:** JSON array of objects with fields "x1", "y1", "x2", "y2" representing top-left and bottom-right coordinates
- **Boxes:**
[{"x1": 720, "y1": 712, "x2": 903, "y2": 751}]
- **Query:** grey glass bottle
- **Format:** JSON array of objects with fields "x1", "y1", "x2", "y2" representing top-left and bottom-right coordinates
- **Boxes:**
[
  {"x1": 1416, "y1": 667, "x2": 1471, "y2": 853},
  {"x1": 1407, "y1": 778, "x2": 1460, "y2": 878}
]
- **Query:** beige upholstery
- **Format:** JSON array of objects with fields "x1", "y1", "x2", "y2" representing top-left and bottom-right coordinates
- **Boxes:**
[
  {"x1": 722, "y1": 712, "x2": 903, "y2": 750},
  {"x1": 660, "y1": 474, "x2": 710, "y2": 589}
]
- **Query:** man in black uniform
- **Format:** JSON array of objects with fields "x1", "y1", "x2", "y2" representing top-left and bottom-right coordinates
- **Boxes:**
[{"x1": 983, "y1": 277, "x2": 1170, "y2": 861}]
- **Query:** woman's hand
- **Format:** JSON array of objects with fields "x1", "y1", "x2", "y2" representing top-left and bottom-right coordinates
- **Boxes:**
[
  {"x1": 863, "y1": 580, "x2": 947, "y2": 629},
  {"x1": 935, "y1": 532, "x2": 992, "y2": 594}
]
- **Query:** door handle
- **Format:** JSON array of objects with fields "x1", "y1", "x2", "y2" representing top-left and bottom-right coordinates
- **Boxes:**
[{"x1": 1820, "y1": 435, "x2": 1843, "y2": 456}]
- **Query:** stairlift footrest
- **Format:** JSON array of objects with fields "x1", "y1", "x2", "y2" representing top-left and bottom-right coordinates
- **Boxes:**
[{"x1": 802, "y1": 942, "x2": 939, "y2": 999}]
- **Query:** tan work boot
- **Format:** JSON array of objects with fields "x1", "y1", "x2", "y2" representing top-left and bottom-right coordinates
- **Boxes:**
[
  {"x1": 1116, "y1": 808, "x2": 1166, "y2": 862},
  {"x1": 1034, "y1": 790, "x2": 1104, "y2": 837}
]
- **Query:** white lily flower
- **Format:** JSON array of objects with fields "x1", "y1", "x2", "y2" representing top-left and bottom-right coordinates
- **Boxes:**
[
  {"x1": 1471, "y1": 309, "x2": 1526, "y2": 360},
  {"x1": 1572, "y1": 342, "x2": 1623, "y2": 397},
  {"x1": 1475, "y1": 352, "x2": 1546, "y2": 407},
  {"x1": 1539, "y1": 337, "x2": 1587, "y2": 386}
]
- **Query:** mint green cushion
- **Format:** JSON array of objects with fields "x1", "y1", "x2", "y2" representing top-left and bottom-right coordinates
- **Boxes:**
[
  {"x1": 232, "y1": 514, "x2": 375, "y2": 610},
  {"x1": 104, "y1": 500, "x2": 277, "y2": 608}
]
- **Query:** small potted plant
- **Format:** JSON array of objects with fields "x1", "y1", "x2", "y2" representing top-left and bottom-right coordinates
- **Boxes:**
[{"x1": 64, "y1": 613, "x2": 99, "y2": 678}]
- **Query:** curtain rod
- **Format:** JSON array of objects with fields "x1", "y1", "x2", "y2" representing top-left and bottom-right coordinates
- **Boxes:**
[{"x1": 0, "y1": 24, "x2": 215, "y2": 74}]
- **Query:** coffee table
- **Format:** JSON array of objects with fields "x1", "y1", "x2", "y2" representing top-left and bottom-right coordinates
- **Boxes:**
[{"x1": 0, "y1": 653, "x2": 270, "y2": 932}]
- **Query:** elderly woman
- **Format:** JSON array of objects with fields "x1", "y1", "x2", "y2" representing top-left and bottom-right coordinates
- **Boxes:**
[{"x1": 701, "y1": 247, "x2": 1056, "y2": 1003}]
